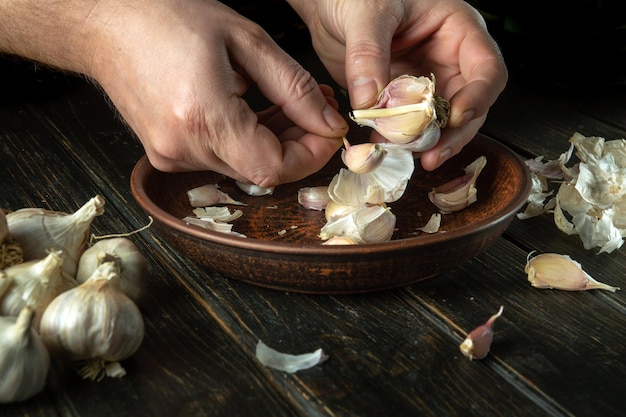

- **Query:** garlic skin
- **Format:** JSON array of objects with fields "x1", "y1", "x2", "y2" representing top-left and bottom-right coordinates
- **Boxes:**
[
  {"x1": 429, "y1": 156, "x2": 487, "y2": 213},
  {"x1": 320, "y1": 205, "x2": 396, "y2": 244},
  {"x1": 235, "y1": 181, "x2": 274, "y2": 196},
  {"x1": 76, "y1": 237, "x2": 147, "y2": 304},
  {"x1": 524, "y1": 252, "x2": 620, "y2": 292},
  {"x1": 0, "y1": 306, "x2": 50, "y2": 403},
  {"x1": 0, "y1": 209, "x2": 23, "y2": 270},
  {"x1": 298, "y1": 186, "x2": 331, "y2": 211},
  {"x1": 6, "y1": 195, "x2": 106, "y2": 277},
  {"x1": 460, "y1": 306, "x2": 503, "y2": 360},
  {"x1": 39, "y1": 261, "x2": 144, "y2": 379},
  {"x1": 349, "y1": 74, "x2": 449, "y2": 150},
  {"x1": 0, "y1": 249, "x2": 76, "y2": 330},
  {"x1": 187, "y1": 184, "x2": 246, "y2": 207},
  {"x1": 0, "y1": 209, "x2": 8, "y2": 243}
]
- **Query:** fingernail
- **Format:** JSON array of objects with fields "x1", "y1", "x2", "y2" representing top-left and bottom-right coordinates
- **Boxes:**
[
  {"x1": 323, "y1": 105, "x2": 348, "y2": 131},
  {"x1": 351, "y1": 77, "x2": 379, "y2": 108}
]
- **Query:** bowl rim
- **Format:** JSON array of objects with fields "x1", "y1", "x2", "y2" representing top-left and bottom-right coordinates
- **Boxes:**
[{"x1": 130, "y1": 134, "x2": 531, "y2": 256}]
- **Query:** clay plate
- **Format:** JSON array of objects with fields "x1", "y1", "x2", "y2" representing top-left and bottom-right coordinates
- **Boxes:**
[{"x1": 130, "y1": 134, "x2": 530, "y2": 294}]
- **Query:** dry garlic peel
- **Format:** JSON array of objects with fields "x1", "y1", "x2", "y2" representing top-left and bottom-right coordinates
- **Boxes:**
[
  {"x1": 349, "y1": 74, "x2": 449, "y2": 150},
  {"x1": 255, "y1": 340, "x2": 328, "y2": 373},
  {"x1": 429, "y1": 156, "x2": 487, "y2": 213},
  {"x1": 6, "y1": 195, "x2": 105, "y2": 276},
  {"x1": 0, "y1": 306, "x2": 50, "y2": 404},
  {"x1": 236, "y1": 182, "x2": 274, "y2": 196},
  {"x1": 298, "y1": 186, "x2": 330, "y2": 211},
  {"x1": 320, "y1": 205, "x2": 396, "y2": 244},
  {"x1": 76, "y1": 237, "x2": 148, "y2": 304},
  {"x1": 187, "y1": 184, "x2": 246, "y2": 207},
  {"x1": 524, "y1": 252, "x2": 620, "y2": 292},
  {"x1": 460, "y1": 306, "x2": 503, "y2": 360},
  {"x1": 39, "y1": 261, "x2": 145, "y2": 380}
]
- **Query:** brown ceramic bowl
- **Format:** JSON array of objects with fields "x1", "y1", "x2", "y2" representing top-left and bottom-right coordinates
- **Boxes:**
[{"x1": 130, "y1": 133, "x2": 530, "y2": 294}]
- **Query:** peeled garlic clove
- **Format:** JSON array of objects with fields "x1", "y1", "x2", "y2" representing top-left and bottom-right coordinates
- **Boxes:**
[
  {"x1": 6, "y1": 195, "x2": 106, "y2": 277},
  {"x1": 341, "y1": 138, "x2": 386, "y2": 174},
  {"x1": 0, "y1": 306, "x2": 50, "y2": 403},
  {"x1": 39, "y1": 261, "x2": 144, "y2": 380},
  {"x1": 236, "y1": 181, "x2": 274, "y2": 196},
  {"x1": 429, "y1": 156, "x2": 487, "y2": 213},
  {"x1": 524, "y1": 252, "x2": 620, "y2": 292},
  {"x1": 76, "y1": 237, "x2": 147, "y2": 304},
  {"x1": 187, "y1": 184, "x2": 246, "y2": 207},
  {"x1": 349, "y1": 74, "x2": 449, "y2": 148},
  {"x1": 460, "y1": 306, "x2": 503, "y2": 360},
  {"x1": 320, "y1": 204, "x2": 396, "y2": 244},
  {"x1": 0, "y1": 249, "x2": 76, "y2": 331},
  {"x1": 298, "y1": 186, "x2": 330, "y2": 211}
]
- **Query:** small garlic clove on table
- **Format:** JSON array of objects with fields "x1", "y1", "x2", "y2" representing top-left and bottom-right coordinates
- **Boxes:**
[{"x1": 460, "y1": 306, "x2": 504, "y2": 360}]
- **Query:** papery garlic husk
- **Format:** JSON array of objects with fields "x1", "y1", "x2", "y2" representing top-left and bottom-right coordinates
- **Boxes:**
[
  {"x1": 0, "y1": 249, "x2": 76, "y2": 331},
  {"x1": 349, "y1": 74, "x2": 449, "y2": 150},
  {"x1": 0, "y1": 209, "x2": 23, "y2": 269},
  {"x1": 417, "y1": 213, "x2": 441, "y2": 233},
  {"x1": 324, "y1": 200, "x2": 360, "y2": 222},
  {"x1": 298, "y1": 186, "x2": 330, "y2": 211},
  {"x1": 6, "y1": 195, "x2": 106, "y2": 277},
  {"x1": 0, "y1": 306, "x2": 50, "y2": 404},
  {"x1": 76, "y1": 237, "x2": 147, "y2": 304},
  {"x1": 524, "y1": 252, "x2": 620, "y2": 292},
  {"x1": 341, "y1": 138, "x2": 387, "y2": 174},
  {"x1": 236, "y1": 181, "x2": 274, "y2": 196},
  {"x1": 429, "y1": 156, "x2": 487, "y2": 213},
  {"x1": 39, "y1": 261, "x2": 144, "y2": 380},
  {"x1": 320, "y1": 205, "x2": 396, "y2": 243},
  {"x1": 255, "y1": 340, "x2": 328, "y2": 373},
  {"x1": 460, "y1": 306, "x2": 503, "y2": 360},
  {"x1": 329, "y1": 144, "x2": 415, "y2": 205},
  {"x1": 187, "y1": 184, "x2": 246, "y2": 207}
]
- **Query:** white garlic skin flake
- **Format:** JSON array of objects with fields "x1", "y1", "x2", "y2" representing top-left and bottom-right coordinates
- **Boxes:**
[{"x1": 0, "y1": 307, "x2": 50, "y2": 403}]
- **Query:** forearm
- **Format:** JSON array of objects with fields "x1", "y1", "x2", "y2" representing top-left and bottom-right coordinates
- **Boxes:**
[{"x1": 0, "y1": 0, "x2": 103, "y2": 75}]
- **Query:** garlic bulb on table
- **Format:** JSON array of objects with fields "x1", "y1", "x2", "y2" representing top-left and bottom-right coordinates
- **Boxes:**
[
  {"x1": 6, "y1": 195, "x2": 106, "y2": 277},
  {"x1": 0, "y1": 249, "x2": 76, "y2": 331},
  {"x1": 39, "y1": 261, "x2": 144, "y2": 380},
  {"x1": 0, "y1": 306, "x2": 50, "y2": 403},
  {"x1": 76, "y1": 237, "x2": 147, "y2": 304}
]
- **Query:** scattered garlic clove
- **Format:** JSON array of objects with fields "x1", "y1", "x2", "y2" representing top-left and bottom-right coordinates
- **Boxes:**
[
  {"x1": 341, "y1": 138, "x2": 387, "y2": 174},
  {"x1": 524, "y1": 252, "x2": 620, "y2": 292},
  {"x1": 39, "y1": 261, "x2": 145, "y2": 380},
  {"x1": 187, "y1": 184, "x2": 246, "y2": 207},
  {"x1": 255, "y1": 340, "x2": 328, "y2": 373},
  {"x1": 0, "y1": 249, "x2": 76, "y2": 331},
  {"x1": 460, "y1": 306, "x2": 503, "y2": 360},
  {"x1": 76, "y1": 237, "x2": 148, "y2": 304},
  {"x1": 0, "y1": 306, "x2": 50, "y2": 403},
  {"x1": 298, "y1": 186, "x2": 330, "y2": 211},
  {"x1": 236, "y1": 181, "x2": 274, "y2": 196},
  {"x1": 320, "y1": 205, "x2": 396, "y2": 244},
  {"x1": 428, "y1": 156, "x2": 487, "y2": 213},
  {"x1": 6, "y1": 195, "x2": 106, "y2": 277},
  {"x1": 349, "y1": 74, "x2": 449, "y2": 149}
]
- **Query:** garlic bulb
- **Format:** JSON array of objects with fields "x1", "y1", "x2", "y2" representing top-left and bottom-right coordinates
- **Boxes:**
[
  {"x1": 0, "y1": 209, "x2": 23, "y2": 270},
  {"x1": 6, "y1": 195, "x2": 106, "y2": 277},
  {"x1": 460, "y1": 306, "x2": 503, "y2": 360},
  {"x1": 524, "y1": 252, "x2": 620, "y2": 292},
  {"x1": 39, "y1": 261, "x2": 144, "y2": 380},
  {"x1": 0, "y1": 306, "x2": 50, "y2": 403},
  {"x1": 429, "y1": 155, "x2": 487, "y2": 213},
  {"x1": 76, "y1": 237, "x2": 147, "y2": 303},
  {"x1": 349, "y1": 74, "x2": 449, "y2": 151},
  {"x1": 187, "y1": 184, "x2": 246, "y2": 207},
  {"x1": 0, "y1": 249, "x2": 76, "y2": 330}
]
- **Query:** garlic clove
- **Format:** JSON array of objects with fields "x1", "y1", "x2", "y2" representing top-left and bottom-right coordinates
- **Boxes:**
[
  {"x1": 320, "y1": 204, "x2": 396, "y2": 244},
  {"x1": 298, "y1": 186, "x2": 331, "y2": 211},
  {"x1": 0, "y1": 306, "x2": 50, "y2": 403},
  {"x1": 39, "y1": 261, "x2": 144, "y2": 380},
  {"x1": 460, "y1": 306, "x2": 503, "y2": 360},
  {"x1": 6, "y1": 195, "x2": 106, "y2": 277},
  {"x1": 524, "y1": 252, "x2": 620, "y2": 292},
  {"x1": 349, "y1": 74, "x2": 449, "y2": 148},
  {"x1": 341, "y1": 138, "x2": 386, "y2": 174},
  {"x1": 187, "y1": 184, "x2": 246, "y2": 207},
  {"x1": 428, "y1": 155, "x2": 487, "y2": 213},
  {"x1": 76, "y1": 237, "x2": 147, "y2": 304}
]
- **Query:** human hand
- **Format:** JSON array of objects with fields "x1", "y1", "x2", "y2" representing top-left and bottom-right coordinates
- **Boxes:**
[
  {"x1": 83, "y1": 0, "x2": 348, "y2": 187},
  {"x1": 286, "y1": 0, "x2": 508, "y2": 170}
]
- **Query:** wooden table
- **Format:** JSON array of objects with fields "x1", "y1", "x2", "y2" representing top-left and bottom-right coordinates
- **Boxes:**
[{"x1": 1, "y1": 44, "x2": 625, "y2": 417}]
